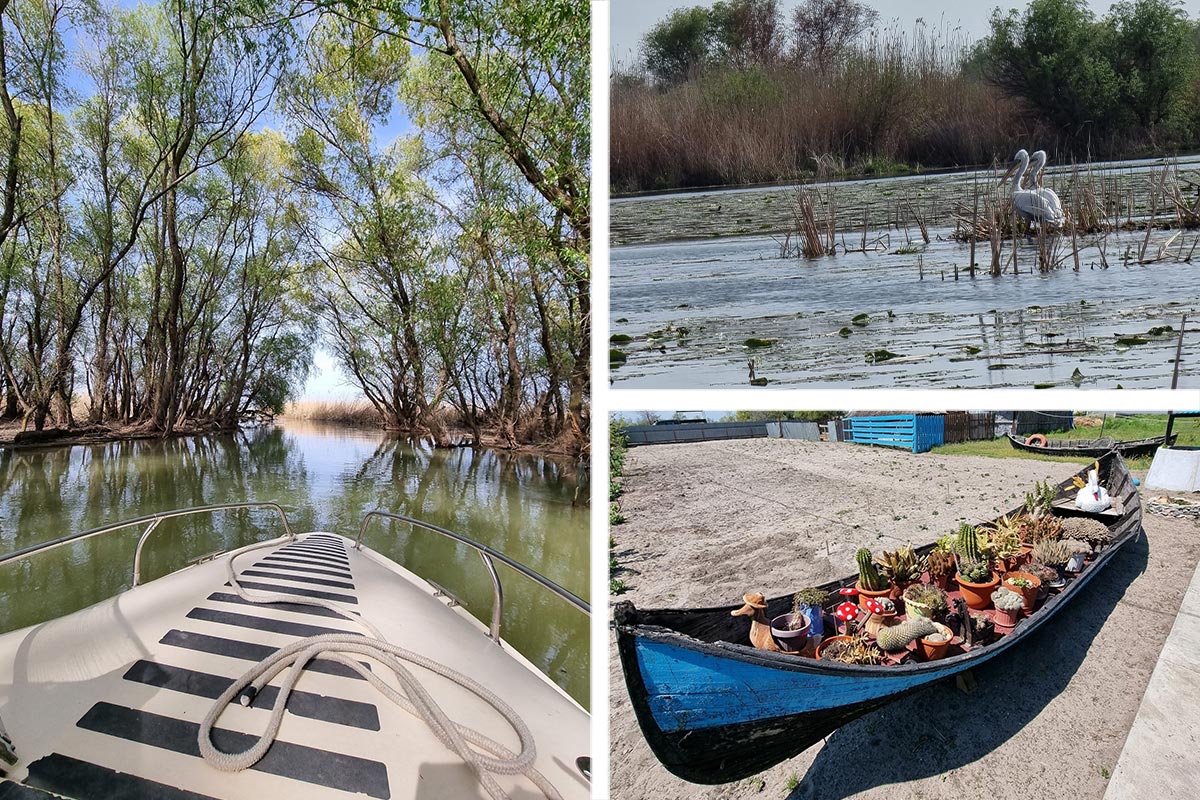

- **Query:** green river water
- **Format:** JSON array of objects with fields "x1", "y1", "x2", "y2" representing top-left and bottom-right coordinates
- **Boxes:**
[{"x1": 0, "y1": 421, "x2": 590, "y2": 707}]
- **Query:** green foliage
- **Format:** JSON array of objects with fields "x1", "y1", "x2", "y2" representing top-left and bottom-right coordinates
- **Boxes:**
[
  {"x1": 856, "y1": 548, "x2": 888, "y2": 591},
  {"x1": 643, "y1": 7, "x2": 715, "y2": 84},
  {"x1": 1108, "y1": 0, "x2": 1199, "y2": 131}
]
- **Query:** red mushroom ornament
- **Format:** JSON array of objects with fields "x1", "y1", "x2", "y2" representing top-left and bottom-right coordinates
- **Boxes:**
[
  {"x1": 862, "y1": 596, "x2": 885, "y2": 615},
  {"x1": 838, "y1": 586, "x2": 859, "y2": 600},
  {"x1": 834, "y1": 600, "x2": 859, "y2": 635}
]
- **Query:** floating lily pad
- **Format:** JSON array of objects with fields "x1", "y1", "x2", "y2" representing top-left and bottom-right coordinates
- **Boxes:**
[
  {"x1": 865, "y1": 349, "x2": 900, "y2": 363},
  {"x1": 1147, "y1": 325, "x2": 1174, "y2": 336},
  {"x1": 851, "y1": 313, "x2": 870, "y2": 327},
  {"x1": 744, "y1": 338, "x2": 776, "y2": 348},
  {"x1": 1115, "y1": 336, "x2": 1148, "y2": 346},
  {"x1": 609, "y1": 349, "x2": 628, "y2": 366},
  {"x1": 1071, "y1": 367, "x2": 1084, "y2": 386},
  {"x1": 609, "y1": 334, "x2": 633, "y2": 344},
  {"x1": 987, "y1": 363, "x2": 1013, "y2": 370},
  {"x1": 963, "y1": 345, "x2": 981, "y2": 355},
  {"x1": 1034, "y1": 383, "x2": 1055, "y2": 389},
  {"x1": 615, "y1": 317, "x2": 629, "y2": 323},
  {"x1": 750, "y1": 377, "x2": 768, "y2": 386},
  {"x1": 838, "y1": 327, "x2": 853, "y2": 337}
]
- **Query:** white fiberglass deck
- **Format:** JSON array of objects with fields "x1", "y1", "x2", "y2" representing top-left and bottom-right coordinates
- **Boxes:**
[{"x1": 0, "y1": 533, "x2": 589, "y2": 799}]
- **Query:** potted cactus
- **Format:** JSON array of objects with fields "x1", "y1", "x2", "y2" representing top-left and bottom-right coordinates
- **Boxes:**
[
  {"x1": 918, "y1": 621, "x2": 953, "y2": 661},
  {"x1": 1060, "y1": 517, "x2": 1112, "y2": 551},
  {"x1": 817, "y1": 632, "x2": 883, "y2": 664},
  {"x1": 990, "y1": 515, "x2": 1025, "y2": 570},
  {"x1": 991, "y1": 587, "x2": 1024, "y2": 627},
  {"x1": 875, "y1": 616, "x2": 936, "y2": 653},
  {"x1": 1001, "y1": 571, "x2": 1042, "y2": 614},
  {"x1": 954, "y1": 523, "x2": 999, "y2": 610},
  {"x1": 927, "y1": 549, "x2": 956, "y2": 590},
  {"x1": 771, "y1": 592, "x2": 817, "y2": 653},
  {"x1": 902, "y1": 583, "x2": 949, "y2": 620},
  {"x1": 854, "y1": 548, "x2": 893, "y2": 610},
  {"x1": 1024, "y1": 562, "x2": 1062, "y2": 595},
  {"x1": 792, "y1": 587, "x2": 830, "y2": 642},
  {"x1": 970, "y1": 612, "x2": 995, "y2": 646}
]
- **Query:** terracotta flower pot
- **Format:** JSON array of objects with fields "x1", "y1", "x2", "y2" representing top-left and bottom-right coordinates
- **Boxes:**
[
  {"x1": 918, "y1": 622, "x2": 953, "y2": 661},
  {"x1": 993, "y1": 605, "x2": 1020, "y2": 627},
  {"x1": 955, "y1": 571, "x2": 1000, "y2": 610},
  {"x1": 856, "y1": 580, "x2": 893, "y2": 611},
  {"x1": 931, "y1": 572, "x2": 950, "y2": 590},
  {"x1": 770, "y1": 613, "x2": 811, "y2": 653},
  {"x1": 816, "y1": 635, "x2": 853, "y2": 661},
  {"x1": 1002, "y1": 571, "x2": 1042, "y2": 614}
]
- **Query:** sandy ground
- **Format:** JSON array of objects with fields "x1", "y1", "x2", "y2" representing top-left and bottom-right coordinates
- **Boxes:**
[{"x1": 608, "y1": 438, "x2": 1200, "y2": 800}]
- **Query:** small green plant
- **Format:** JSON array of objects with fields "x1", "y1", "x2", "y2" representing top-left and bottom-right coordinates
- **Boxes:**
[
  {"x1": 927, "y1": 549, "x2": 956, "y2": 579},
  {"x1": 610, "y1": 579, "x2": 627, "y2": 595},
  {"x1": 1024, "y1": 562, "x2": 1059, "y2": 585},
  {"x1": 1023, "y1": 479, "x2": 1057, "y2": 518},
  {"x1": 792, "y1": 587, "x2": 830, "y2": 613},
  {"x1": 1006, "y1": 576, "x2": 1033, "y2": 589},
  {"x1": 1019, "y1": 513, "x2": 1063, "y2": 544},
  {"x1": 876, "y1": 543, "x2": 926, "y2": 584},
  {"x1": 903, "y1": 583, "x2": 948, "y2": 616},
  {"x1": 821, "y1": 633, "x2": 883, "y2": 665},
  {"x1": 991, "y1": 587, "x2": 1024, "y2": 611},
  {"x1": 609, "y1": 505, "x2": 625, "y2": 525},
  {"x1": 856, "y1": 548, "x2": 889, "y2": 591}
]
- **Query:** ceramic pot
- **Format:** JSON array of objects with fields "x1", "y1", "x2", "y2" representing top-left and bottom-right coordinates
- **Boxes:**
[
  {"x1": 918, "y1": 622, "x2": 953, "y2": 661},
  {"x1": 993, "y1": 605, "x2": 1020, "y2": 627},
  {"x1": 956, "y1": 571, "x2": 1000, "y2": 610},
  {"x1": 864, "y1": 610, "x2": 899, "y2": 637},
  {"x1": 856, "y1": 580, "x2": 893, "y2": 611},
  {"x1": 770, "y1": 613, "x2": 811, "y2": 653},
  {"x1": 1066, "y1": 552, "x2": 1086, "y2": 573},
  {"x1": 815, "y1": 635, "x2": 853, "y2": 661},
  {"x1": 1001, "y1": 571, "x2": 1042, "y2": 614}
]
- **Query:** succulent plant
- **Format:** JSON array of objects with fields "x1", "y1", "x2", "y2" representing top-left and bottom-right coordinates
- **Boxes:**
[
  {"x1": 958, "y1": 557, "x2": 994, "y2": 584},
  {"x1": 1060, "y1": 538, "x2": 1092, "y2": 555},
  {"x1": 792, "y1": 587, "x2": 830, "y2": 613},
  {"x1": 1023, "y1": 479, "x2": 1057, "y2": 518},
  {"x1": 903, "y1": 583, "x2": 949, "y2": 616},
  {"x1": 876, "y1": 544, "x2": 926, "y2": 584},
  {"x1": 1031, "y1": 539, "x2": 1072, "y2": 567},
  {"x1": 875, "y1": 617, "x2": 937, "y2": 652},
  {"x1": 1024, "y1": 562, "x2": 1060, "y2": 585},
  {"x1": 927, "y1": 549, "x2": 956, "y2": 578},
  {"x1": 1019, "y1": 513, "x2": 1063, "y2": 544},
  {"x1": 1059, "y1": 517, "x2": 1112, "y2": 548},
  {"x1": 856, "y1": 548, "x2": 889, "y2": 591},
  {"x1": 955, "y1": 523, "x2": 981, "y2": 562},
  {"x1": 933, "y1": 534, "x2": 956, "y2": 553},
  {"x1": 992, "y1": 587, "x2": 1025, "y2": 611},
  {"x1": 1005, "y1": 576, "x2": 1033, "y2": 589},
  {"x1": 970, "y1": 612, "x2": 995, "y2": 644},
  {"x1": 822, "y1": 633, "x2": 883, "y2": 665},
  {"x1": 989, "y1": 515, "x2": 1023, "y2": 558}
]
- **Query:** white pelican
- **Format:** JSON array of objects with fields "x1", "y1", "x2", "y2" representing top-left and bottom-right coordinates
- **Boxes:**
[{"x1": 1003, "y1": 149, "x2": 1065, "y2": 228}]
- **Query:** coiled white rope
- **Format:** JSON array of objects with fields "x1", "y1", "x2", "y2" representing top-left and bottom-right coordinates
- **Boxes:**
[{"x1": 196, "y1": 537, "x2": 562, "y2": 800}]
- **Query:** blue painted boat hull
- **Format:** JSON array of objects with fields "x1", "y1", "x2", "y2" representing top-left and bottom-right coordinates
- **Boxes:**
[{"x1": 615, "y1": 451, "x2": 1141, "y2": 784}]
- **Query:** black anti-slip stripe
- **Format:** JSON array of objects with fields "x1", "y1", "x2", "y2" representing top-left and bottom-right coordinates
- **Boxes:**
[
  {"x1": 122, "y1": 661, "x2": 380, "y2": 731},
  {"x1": 25, "y1": 753, "x2": 220, "y2": 800},
  {"x1": 281, "y1": 542, "x2": 346, "y2": 555},
  {"x1": 205, "y1": 592, "x2": 351, "y2": 620},
  {"x1": 240, "y1": 569, "x2": 355, "y2": 590},
  {"x1": 0, "y1": 781, "x2": 77, "y2": 799},
  {"x1": 159, "y1": 630, "x2": 367, "y2": 679},
  {"x1": 262, "y1": 554, "x2": 351, "y2": 571},
  {"x1": 256, "y1": 558, "x2": 352, "y2": 578},
  {"x1": 185, "y1": 607, "x2": 356, "y2": 638},
  {"x1": 75, "y1": 703, "x2": 390, "y2": 799},
  {"x1": 228, "y1": 580, "x2": 357, "y2": 604},
  {"x1": 273, "y1": 550, "x2": 349, "y2": 566}
]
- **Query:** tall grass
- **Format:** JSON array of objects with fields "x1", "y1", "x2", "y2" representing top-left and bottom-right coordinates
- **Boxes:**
[
  {"x1": 281, "y1": 400, "x2": 384, "y2": 427},
  {"x1": 612, "y1": 23, "x2": 1049, "y2": 193}
]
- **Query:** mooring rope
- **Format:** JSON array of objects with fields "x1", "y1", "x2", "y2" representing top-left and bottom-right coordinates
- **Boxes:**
[{"x1": 197, "y1": 537, "x2": 562, "y2": 800}]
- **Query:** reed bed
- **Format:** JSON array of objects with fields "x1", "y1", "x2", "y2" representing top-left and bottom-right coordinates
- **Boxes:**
[{"x1": 281, "y1": 400, "x2": 384, "y2": 426}]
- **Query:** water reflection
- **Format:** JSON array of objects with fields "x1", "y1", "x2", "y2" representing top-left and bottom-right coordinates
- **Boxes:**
[{"x1": 0, "y1": 422, "x2": 589, "y2": 706}]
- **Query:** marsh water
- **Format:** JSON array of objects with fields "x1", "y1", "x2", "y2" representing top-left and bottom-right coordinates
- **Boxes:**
[
  {"x1": 611, "y1": 157, "x2": 1200, "y2": 388},
  {"x1": 0, "y1": 422, "x2": 589, "y2": 706}
]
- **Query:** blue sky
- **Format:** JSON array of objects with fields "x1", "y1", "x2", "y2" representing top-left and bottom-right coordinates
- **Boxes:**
[{"x1": 610, "y1": 0, "x2": 1200, "y2": 65}]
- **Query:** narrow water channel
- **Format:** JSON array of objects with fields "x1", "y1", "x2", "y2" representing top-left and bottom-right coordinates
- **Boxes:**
[{"x1": 0, "y1": 421, "x2": 589, "y2": 706}]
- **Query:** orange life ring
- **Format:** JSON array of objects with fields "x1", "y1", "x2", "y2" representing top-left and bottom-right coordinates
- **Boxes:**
[{"x1": 1025, "y1": 434, "x2": 1047, "y2": 447}]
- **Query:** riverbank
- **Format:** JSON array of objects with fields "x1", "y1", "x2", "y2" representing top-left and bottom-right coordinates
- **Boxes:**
[{"x1": 608, "y1": 438, "x2": 1200, "y2": 799}]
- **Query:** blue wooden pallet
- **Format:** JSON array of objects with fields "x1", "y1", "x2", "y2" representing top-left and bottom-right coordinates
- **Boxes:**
[{"x1": 843, "y1": 414, "x2": 944, "y2": 453}]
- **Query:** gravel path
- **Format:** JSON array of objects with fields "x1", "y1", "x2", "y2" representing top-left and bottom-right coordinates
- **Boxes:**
[{"x1": 608, "y1": 438, "x2": 1200, "y2": 800}]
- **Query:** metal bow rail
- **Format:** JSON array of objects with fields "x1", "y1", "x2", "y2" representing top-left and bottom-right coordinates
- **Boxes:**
[
  {"x1": 355, "y1": 510, "x2": 589, "y2": 644},
  {"x1": 0, "y1": 502, "x2": 295, "y2": 587}
]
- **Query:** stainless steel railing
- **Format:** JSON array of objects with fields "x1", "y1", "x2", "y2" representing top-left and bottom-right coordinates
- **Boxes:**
[
  {"x1": 0, "y1": 501, "x2": 295, "y2": 587},
  {"x1": 354, "y1": 510, "x2": 589, "y2": 644}
]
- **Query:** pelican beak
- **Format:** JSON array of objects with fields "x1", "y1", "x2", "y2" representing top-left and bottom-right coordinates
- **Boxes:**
[{"x1": 1000, "y1": 161, "x2": 1018, "y2": 182}]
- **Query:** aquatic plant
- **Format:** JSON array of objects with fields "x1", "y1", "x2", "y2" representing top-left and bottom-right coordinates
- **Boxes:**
[
  {"x1": 856, "y1": 548, "x2": 889, "y2": 591},
  {"x1": 875, "y1": 617, "x2": 937, "y2": 652}
]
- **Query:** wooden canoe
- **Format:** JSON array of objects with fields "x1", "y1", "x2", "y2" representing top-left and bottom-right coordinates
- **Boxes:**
[
  {"x1": 613, "y1": 451, "x2": 1141, "y2": 784},
  {"x1": 1006, "y1": 432, "x2": 1175, "y2": 458}
]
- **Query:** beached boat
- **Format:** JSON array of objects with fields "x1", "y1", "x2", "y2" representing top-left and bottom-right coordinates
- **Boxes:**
[
  {"x1": 1006, "y1": 432, "x2": 1175, "y2": 458},
  {"x1": 614, "y1": 451, "x2": 1140, "y2": 784},
  {"x1": 0, "y1": 503, "x2": 590, "y2": 799}
]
